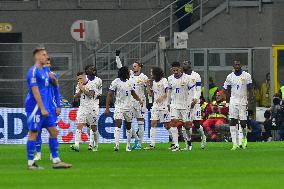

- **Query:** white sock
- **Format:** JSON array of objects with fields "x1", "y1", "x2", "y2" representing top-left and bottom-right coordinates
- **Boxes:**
[
  {"x1": 89, "y1": 129, "x2": 94, "y2": 146},
  {"x1": 114, "y1": 127, "x2": 120, "y2": 147},
  {"x1": 198, "y1": 126, "x2": 205, "y2": 138},
  {"x1": 239, "y1": 127, "x2": 243, "y2": 145},
  {"x1": 170, "y1": 127, "x2": 179, "y2": 147},
  {"x1": 167, "y1": 128, "x2": 173, "y2": 142},
  {"x1": 126, "y1": 129, "x2": 132, "y2": 147},
  {"x1": 28, "y1": 160, "x2": 34, "y2": 166},
  {"x1": 75, "y1": 129, "x2": 82, "y2": 146},
  {"x1": 182, "y1": 126, "x2": 188, "y2": 141},
  {"x1": 230, "y1": 126, "x2": 237, "y2": 145},
  {"x1": 52, "y1": 157, "x2": 61, "y2": 164},
  {"x1": 138, "y1": 121, "x2": 144, "y2": 145},
  {"x1": 150, "y1": 127, "x2": 157, "y2": 146},
  {"x1": 132, "y1": 127, "x2": 139, "y2": 141},
  {"x1": 185, "y1": 128, "x2": 192, "y2": 142},
  {"x1": 94, "y1": 130, "x2": 99, "y2": 147}
]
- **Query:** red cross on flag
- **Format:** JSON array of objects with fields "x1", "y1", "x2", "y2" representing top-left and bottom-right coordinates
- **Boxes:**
[{"x1": 71, "y1": 20, "x2": 85, "y2": 41}]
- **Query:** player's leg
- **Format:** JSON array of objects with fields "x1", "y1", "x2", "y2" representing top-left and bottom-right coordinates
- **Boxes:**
[
  {"x1": 26, "y1": 111, "x2": 43, "y2": 170},
  {"x1": 181, "y1": 109, "x2": 193, "y2": 151},
  {"x1": 90, "y1": 125, "x2": 99, "y2": 151},
  {"x1": 34, "y1": 129, "x2": 42, "y2": 161},
  {"x1": 229, "y1": 118, "x2": 239, "y2": 150},
  {"x1": 46, "y1": 125, "x2": 72, "y2": 169},
  {"x1": 228, "y1": 104, "x2": 239, "y2": 150},
  {"x1": 88, "y1": 109, "x2": 99, "y2": 151},
  {"x1": 192, "y1": 105, "x2": 206, "y2": 149},
  {"x1": 239, "y1": 105, "x2": 248, "y2": 149},
  {"x1": 145, "y1": 109, "x2": 159, "y2": 150},
  {"x1": 70, "y1": 123, "x2": 85, "y2": 152},
  {"x1": 124, "y1": 111, "x2": 134, "y2": 152},
  {"x1": 113, "y1": 109, "x2": 123, "y2": 151},
  {"x1": 162, "y1": 110, "x2": 172, "y2": 150},
  {"x1": 169, "y1": 108, "x2": 181, "y2": 151},
  {"x1": 71, "y1": 108, "x2": 86, "y2": 151}
]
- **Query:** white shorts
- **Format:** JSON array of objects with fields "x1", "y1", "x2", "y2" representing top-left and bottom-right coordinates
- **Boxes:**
[
  {"x1": 133, "y1": 101, "x2": 147, "y2": 119},
  {"x1": 170, "y1": 108, "x2": 190, "y2": 122},
  {"x1": 114, "y1": 108, "x2": 134, "y2": 122},
  {"x1": 190, "y1": 104, "x2": 202, "y2": 121},
  {"x1": 229, "y1": 104, "x2": 247, "y2": 120},
  {"x1": 150, "y1": 108, "x2": 170, "y2": 123},
  {"x1": 77, "y1": 107, "x2": 99, "y2": 126}
]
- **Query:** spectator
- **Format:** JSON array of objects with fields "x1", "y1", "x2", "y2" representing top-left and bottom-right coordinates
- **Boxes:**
[
  {"x1": 262, "y1": 110, "x2": 272, "y2": 141},
  {"x1": 260, "y1": 73, "x2": 271, "y2": 107},
  {"x1": 209, "y1": 77, "x2": 218, "y2": 102},
  {"x1": 175, "y1": 0, "x2": 193, "y2": 31},
  {"x1": 203, "y1": 90, "x2": 229, "y2": 141}
]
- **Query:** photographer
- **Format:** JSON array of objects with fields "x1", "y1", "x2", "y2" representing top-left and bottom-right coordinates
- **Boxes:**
[{"x1": 269, "y1": 94, "x2": 284, "y2": 140}]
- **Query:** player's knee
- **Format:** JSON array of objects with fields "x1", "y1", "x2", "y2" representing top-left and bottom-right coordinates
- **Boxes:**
[{"x1": 28, "y1": 130, "x2": 38, "y2": 140}]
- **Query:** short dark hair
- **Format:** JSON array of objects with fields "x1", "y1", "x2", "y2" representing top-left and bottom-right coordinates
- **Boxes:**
[
  {"x1": 33, "y1": 47, "x2": 46, "y2": 57},
  {"x1": 171, "y1": 61, "x2": 181, "y2": 67},
  {"x1": 233, "y1": 58, "x2": 241, "y2": 63},
  {"x1": 84, "y1": 64, "x2": 93, "y2": 72},
  {"x1": 151, "y1": 67, "x2": 164, "y2": 82},
  {"x1": 134, "y1": 61, "x2": 143, "y2": 68},
  {"x1": 77, "y1": 71, "x2": 85, "y2": 76},
  {"x1": 118, "y1": 66, "x2": 130, "y2": 81}
]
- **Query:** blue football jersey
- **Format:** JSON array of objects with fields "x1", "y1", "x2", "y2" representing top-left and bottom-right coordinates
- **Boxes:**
[{"x1": 25, "y1": 65, "x2": 50, "y2": 113}]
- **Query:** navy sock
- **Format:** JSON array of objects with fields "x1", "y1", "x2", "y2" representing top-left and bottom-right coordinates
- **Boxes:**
[
  {"x1": 49, "y1": 138, "x2": 59, "y2": 159},
  {"x1": 27, "y1": 140, "x2": 36, "y2": 161}
]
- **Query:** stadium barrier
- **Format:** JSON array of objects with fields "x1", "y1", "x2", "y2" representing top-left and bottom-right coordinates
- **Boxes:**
[{"x1": 0, "y1": 108, "x2": 169, "y2": 144}]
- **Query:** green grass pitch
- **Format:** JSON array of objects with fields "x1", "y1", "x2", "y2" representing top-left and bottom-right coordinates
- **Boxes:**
[{"x1": 0, "y1": 142, "x2": 283, "y2": 189}]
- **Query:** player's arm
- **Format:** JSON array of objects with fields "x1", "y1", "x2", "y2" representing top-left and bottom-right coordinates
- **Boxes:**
[
  {"x1": 105, "y1": 90, "x2": 114, "y2": 116},
  {"x1": 31, "y1": 87, "x2": 48, "y2": 116},
  {"x1": 222, "y1": 75, "x2": 232, "y2": 103},
  {"x1": 145, "y1": 79, "x2": 153, "y2": 97},
  {"x1": 247, "y1": 74, "x2": 253, "y2": 103},
  {"x1": 157, "y1": 79, "x2": 169, "y2": 103},
  {"x1": 79, "y1": 82, "x2": 95, "y2": 98},
  {"x1": 115, "y1": 50, "x2": 123, "y2": 69},
  {"x1": 194, "y1": 75, "x2": 202, "y2": 101},
  {"x1": 49, "y1": 72, "x2": 58, "y2": 87},
  {"x1": 131, "y1": 90, "x2": 143, "y2": 107},
  {"x1": 74, "y1": 84, "x2": 82, "y2": 99}
]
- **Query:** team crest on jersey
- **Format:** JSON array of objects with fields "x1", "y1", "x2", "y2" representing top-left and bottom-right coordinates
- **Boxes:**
[
  {"x1": 181, "y1": 81, "x2": 185, "y2": 86},
  {"x1": 31, "y1": 78, "x2": 36, "y2": 83},
  {"x1": 137, "y1": 79, "x2": 142, "y2": 84}
]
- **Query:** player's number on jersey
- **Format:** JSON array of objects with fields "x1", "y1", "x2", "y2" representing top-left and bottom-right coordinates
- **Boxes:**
[
  {"x1": 33, "y1": 115, "x2": 40, "y2": 123},
  {"x1": 125, "y1": 91, "x2": 129, "y2": 96},
  {"x1": 82, "y1": 94, "x2": 86, "y2": 99},
  {"x1": 236, "y1": 85, "x2": 239, "y2": 90},
  {"x1": 175, "y1": 88, "x2": 180, "y2": 93}
]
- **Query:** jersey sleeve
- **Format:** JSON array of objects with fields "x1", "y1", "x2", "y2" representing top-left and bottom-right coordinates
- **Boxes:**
[
  {"x1": 246, "y1": 73, "x2": 253, "y2": 88},
  {"x1": 223, "y1": 75, "x2": 231, "y2": 90},
  {"x1": 109, "y1": 79, "x2": 117, "y2": 92},
  {"x1": 143, "y1": 74, "x2": 149, "y2": 87},
  {"x1": 28, "y1": 67, "x2": 39, "y2": 87},
  {"x1": 88, "y1": 81, "x2": 96, "y2": 92},
  {"x1": 194, "y1": 74, "x2": 202, "y2": 99}
]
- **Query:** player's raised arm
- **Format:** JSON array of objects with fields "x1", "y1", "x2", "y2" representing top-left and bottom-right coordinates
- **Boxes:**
[{"x1": 115, "y1": 50, "x2": 123, "y2": 69}]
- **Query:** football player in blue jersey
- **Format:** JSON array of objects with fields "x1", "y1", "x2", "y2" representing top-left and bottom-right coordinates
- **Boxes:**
[
  {"x1": 33, "y1": 57, "x2": 61, "y2": 161},
  {"x1": 25, "y1": 47, "x2": 71, "y2": 170}
]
